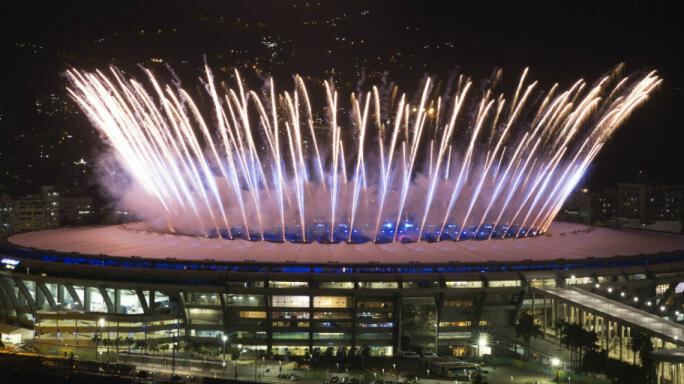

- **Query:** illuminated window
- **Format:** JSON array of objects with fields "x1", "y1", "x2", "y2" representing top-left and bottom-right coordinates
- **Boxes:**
[
  {"x1": 273, "y1": 321, "x2": 310, "y2": 328},
  {"x1": 529, "y1": 279, "x2": 556, "y2": 288},
  {"x1": 656, "y1": 284, "x2": 670, "y2": 296},
  {"x1": 565, "y1": 276, "x2": 593, "y2": 285},
  {"x1": 357, "y1": 333, "x2": 392, "y2": 340},
  {"x1": 240, "y1": 311, "x2": 267, "y2": 319},
  {"x1": 313, "y1": 332, "x2": 350, "y2": 340},
  {"x1": 489, "y1": 280, "x2": 521, "y2": 288},
  {"x1": 675, "y1": 282, "x2": 684, "y2": 294},
  {"x1": 443, "y1": 299, "x2": 473, "y2": 308},
  {"x1": 272, "y1": 295, "x2": 309, "y2": 308},
  {"x1": 270, "y1": 281, "x2": 308, "y2": 289},
  {"x1": 403, "y1": 281, "x2": 439, "y2": 288},
  {"x1": 188, "y1": 293, "x2": 220, "y2": 305},
  {"x1": 319, "y1": 282, "x2": 354, "y2": 289},
  {"x1": 272, "y1": 332, "x2": 309, "y2": 340},
  {"x1": 272, "y1": 311, "x2": 310, "y2": 320},
  {"x1": 313, "y1": 312, "x2": 352, "y2": 320},
  {"x1": 438, "y1": 332, "x2": 472, "y2": 340},
  {"x1": 439, "y1": 321, "x2": 471, "y2": 327},
  {"x1": 446, "y1": 281, "x2": 483, "y2": 288},
  {"x1": 357, "y1": 300, "x2": 393, "y2": 309},
  {"x1": 313, "y1": 296, "x2": 350, "y2": 308},
  {"x1": 225, "y1": 294, "x2": 265, "y2": 307},
  {"x1": 357, "y1": 312, "x2": 393, "y2": 321},
  {"x1": 358, "y1": 281, "x2": 399, "y2": 289},
  {"x1": 357, "y1": 322, "x2": 393, "y2": 328}
]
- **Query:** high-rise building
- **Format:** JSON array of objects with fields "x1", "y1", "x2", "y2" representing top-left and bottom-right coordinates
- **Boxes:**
[
  {"x1": 0, "y1": 193, "x2": 12, "y2": 234},
  {"x1": 617, "y1": 183, "x2": 647, "y2": 222},
  {"x1": 10, "y1": 186, "x2": 60, "y2": 231},
  {"x1": 558, "y1": 188, "x2": 592, "y2": 224},
  {"x1": 59, "y1": 196, "x2": 95, "y2": 225}
]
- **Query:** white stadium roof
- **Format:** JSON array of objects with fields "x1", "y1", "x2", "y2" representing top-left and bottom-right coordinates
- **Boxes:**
[{"x1": 8, "y1": 222, "x2": 684, "y2": 264}]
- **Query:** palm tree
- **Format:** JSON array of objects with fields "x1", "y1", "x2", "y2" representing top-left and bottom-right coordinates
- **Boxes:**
[
  {"x1": 558, "y1": 321, "x2": 598, "y2": 370},
  {"x1": 159, "y1": 343, "x2": 170, "y2": 367},
  {"x1": 630, "y1": 330, "x2": 656, "y2": 384},
  {"x1": 515, "y1": 312, "x2": 543, "y2": 360}
]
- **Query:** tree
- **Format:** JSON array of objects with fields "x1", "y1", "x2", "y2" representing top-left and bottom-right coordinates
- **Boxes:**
[
  {"x1": 515, "y1": 312, "x2": 542, "y2": 360},
  {"x1": 558, "y1": 321, "x2": 598, "y2": 370},
  {"x1": 582, "y1": 349, "x2": 607, "y2": 375},
  {"x1": 134, "y1": 339, "x2": 147, "y2": 355},
  {"x1": 605, "y1": 356, "x2": 648, "y2": 384},
  {"x1": 630, "y1": 330, "x2": 656, "y2": 384}
]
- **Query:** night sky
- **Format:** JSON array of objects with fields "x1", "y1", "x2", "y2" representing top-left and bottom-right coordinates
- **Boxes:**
[{"x1": 0, "y1": 0, "x2": 681, "y2": 196}]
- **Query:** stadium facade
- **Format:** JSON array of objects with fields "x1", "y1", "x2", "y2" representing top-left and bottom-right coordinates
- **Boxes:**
[{"x1": 1, "y1": 222, "x2": 684, "y2": 359}]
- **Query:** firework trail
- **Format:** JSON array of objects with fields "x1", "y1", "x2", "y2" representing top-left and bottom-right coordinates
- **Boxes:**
[{"x1": 66, "y1": 65, "x2": 660, "y2": 244}]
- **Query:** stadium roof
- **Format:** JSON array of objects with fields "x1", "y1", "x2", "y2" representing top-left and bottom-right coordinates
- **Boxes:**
[{"x1": 8, "y1": 222, "x2": 684, "y2": 264}]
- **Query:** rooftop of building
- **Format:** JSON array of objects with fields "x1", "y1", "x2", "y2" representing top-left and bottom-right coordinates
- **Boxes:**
[{"x1": 7, "y1": 222, "x2": 684, "y2": 265}]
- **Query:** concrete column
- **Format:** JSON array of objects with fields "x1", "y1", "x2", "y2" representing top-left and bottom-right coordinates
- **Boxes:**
[
  {"x1": 551, "y1": 298, "x2": 557, "y2": 335},
  {"x1": 308, "y1": 295, "x2": 314, "y2": 354},
  {"x1": 603, "y1": 317, "x2": 608, "y2": 350},
  {"x1": 84, "y1": 286, "x2": 91, "y2": 311},
  {"x1": 619, "y1": 324, "x2": 623, "y2": 362},
  {"x1": 543, "y1": 295, "x2": 548, "y2": 335}
]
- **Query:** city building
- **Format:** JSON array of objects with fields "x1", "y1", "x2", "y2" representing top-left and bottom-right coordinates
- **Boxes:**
[
  {"x1": 0, "y1": 194, "x2": 12, "y2": 234},
  {"x1": 559, "y1": 183, "x2": 684, "y2": 234},
  {"x1": 58, "y1": 196, "x2": 95, "y2": 226},
  {"x1": 10, "y1": 186, "x2": 60, "y2": 231}
]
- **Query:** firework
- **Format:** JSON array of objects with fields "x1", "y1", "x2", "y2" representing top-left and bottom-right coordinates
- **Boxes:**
[{"x1": 66, "y1": 65, "x2": 660, "y2": 244}]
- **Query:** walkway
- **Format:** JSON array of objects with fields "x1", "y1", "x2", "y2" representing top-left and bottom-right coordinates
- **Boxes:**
[{"x1": 535, "y1": 286, "x2": 684, "y2": 345}]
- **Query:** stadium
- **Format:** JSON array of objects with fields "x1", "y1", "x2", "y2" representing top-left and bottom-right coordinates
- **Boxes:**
[
  {"x1": 3, "y1": 66, "x2": 683, "y2": 382},
  {"x1": 2, "y1": 221, "x2": 684, "y2": 360}
]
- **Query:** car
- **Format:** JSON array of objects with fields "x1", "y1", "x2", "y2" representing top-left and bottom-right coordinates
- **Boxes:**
[
  {"x1": 402, "y1": 351, "x2": 420, "y2": 359},
  {"x1": 421, "y1": 351, "x2": 438, "y2": 358}
]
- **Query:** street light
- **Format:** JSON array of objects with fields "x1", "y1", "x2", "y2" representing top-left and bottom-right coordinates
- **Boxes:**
[
  {"x1": 221, "y1": 335, "x2": 228, "y2": 377},
  {"x1": 98, "y1": 318, "x2": 107, "y2": 361},
  {"x1": 97, "y1": 318, "x2": 105, "y2": 361},
  {"x1": 221, "y1": 335, "x2": 228, "y2": 356},
  {"x1": 478, "y1": 334, "x2": 489, "y2": 357},
  {"x1": 551, "y1": 357, "x2": 562, "y2": 382}
]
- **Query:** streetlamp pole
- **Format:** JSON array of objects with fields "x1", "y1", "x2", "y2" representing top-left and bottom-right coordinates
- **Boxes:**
[
  {"x1": 221, "y1": 334, "x2": 228, "y2": 377},
  {"x1": 393, "y1": 363, "x2": 398, "y2": 384},
  {"x1": 98, "y1": 318, "x2": 105, "y2": 362},
  {"x1": 106, "y1": 319, "x2": 111, "y2": 361},
  {"x1": 171, "y1": 323, "x2": 177, "y2": 378}
]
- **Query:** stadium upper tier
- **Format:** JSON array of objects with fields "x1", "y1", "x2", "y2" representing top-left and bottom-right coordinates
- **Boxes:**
[{"x1": 8, "y1": 222, "x2": 684, "y2": 265}]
